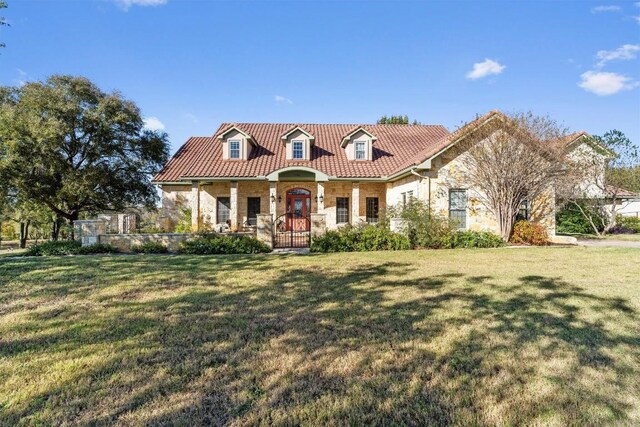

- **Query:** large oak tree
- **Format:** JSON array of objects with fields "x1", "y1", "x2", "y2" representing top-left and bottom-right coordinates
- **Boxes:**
[{"x1": 0, "y1": 75, "x2": 169, "y2": 239}]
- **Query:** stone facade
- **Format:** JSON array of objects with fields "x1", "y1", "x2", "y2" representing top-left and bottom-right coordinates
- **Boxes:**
[{"x1": 161, "y1": 170, "x2": 557, "y2": 236}]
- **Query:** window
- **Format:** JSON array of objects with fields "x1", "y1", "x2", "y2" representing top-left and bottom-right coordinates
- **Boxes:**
[
  {"x1": 517, "y1": 199, "x2": 530, "y2": 221},
  {"x1": 401, "y1": 191, "x2": 414, "y2": 209},
  {"x1": 366, "y1": 197, "x2": 379, "y2": 223},
  {"x1": 355, "y1": 141, "x2": 366, "y2": 160},
  {"x1": 449, "y1": 189, "x2": 467, "y2": 229},
  {"x1": 229, "y1": 140, "x2": 240, "y2": 159},
  {"x1": 336, "y1": 197, "x2": 349, "y2": 223},
  {"x1": 247, "y1": 197, "x2": 260, "y2": 226},
  {"x1": 292, "y1": 140, "x2": 304, "y2": 159},
  {"x1": 217, "y1": 197, "x2": 231, "y2": 224}
]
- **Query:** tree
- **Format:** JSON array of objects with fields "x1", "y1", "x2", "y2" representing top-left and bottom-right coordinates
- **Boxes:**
[
  {"x1": 561, "y1": 130, "x2": 640, "y2": 235},
  {"x1": 0, "y1": 75, "x2": 169, "y2": 239},
  {"x1": 2, "y1": 192, "x2": 51, "y2": 248},
  {"x1": 377, "y1": 115, "x2": 421, "y2": 125},
  {"x1": 1, "y1": 2, "x2": 8, "y2": 49},
  {"x1": 457, "y1": 112, "x2": 567, "y2": 241}
]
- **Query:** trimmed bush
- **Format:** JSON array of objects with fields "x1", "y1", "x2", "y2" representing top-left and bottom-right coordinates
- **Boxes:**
[
  {"x1": 510, "y1": 221, "x2": 549, "y2": 246},
  {"x1": 179, "y1": 233, "x2": 271, "y2": 255},
  {"x1": 131, "y1": 241, "x2": 169, "y2": 254},
  {"x1": 310, "y1": 224, "x2": 411, "y2": 253},
  {"x1": 25, "y1": 240, "x2": 82, "y2": 256},
  {"x1": 25, "y1": 240, "x2": 119, "y2": 256},
  {"x1": 447, "y1": 231, "x2": 504, "y2": 248},
  {"x1": 76, "y1": 243, "x2": 119, "y2": 255},
  {"x1": 616, "y1": 216, "x2": 640, "y2": 233},
  {"x1": 556, "y1": 203, "x2": 604, "y2": 235}
]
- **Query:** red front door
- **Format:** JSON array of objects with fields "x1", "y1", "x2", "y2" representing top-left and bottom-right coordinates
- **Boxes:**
[{"x1": 286, "y1": 189, "x2": 311, "y2": 231}]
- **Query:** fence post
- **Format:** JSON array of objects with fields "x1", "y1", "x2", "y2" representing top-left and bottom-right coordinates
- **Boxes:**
[
  {"x1": 310, "y1": 213, "x2": 327, "y2": 240},
  {"x1": 256, "y1": 214, "x2": 273, "y2": 249}
]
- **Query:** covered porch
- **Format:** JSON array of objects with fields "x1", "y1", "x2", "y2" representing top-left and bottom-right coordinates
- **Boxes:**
[{"x1": 186, "y1": 166, "x2": 388, "y2": 232}]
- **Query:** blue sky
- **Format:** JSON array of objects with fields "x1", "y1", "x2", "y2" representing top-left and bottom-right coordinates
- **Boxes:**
[{"x1": 1, "y1": 0, "x2": 639, "y2": 154}]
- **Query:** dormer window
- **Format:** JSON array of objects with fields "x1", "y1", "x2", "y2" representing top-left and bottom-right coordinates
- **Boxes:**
[
  {"x1": 341, "y1": 127, "x2": 377, "y2": 161},
  {"x1": 282, "y1": 126, "x2": 314, "y2": 161},
  {"x1": 218, "y1": 126, "x2": 256, "y2": 161},
  {"x1": 292, "y1": 140, "x2": 304, "y2": 159},
  {"x1": 355, "y1": 141, "x2": 366, "y2": 160},
  {"x1": 229, "y1": 140, "x2": 241, "y2": 159}
]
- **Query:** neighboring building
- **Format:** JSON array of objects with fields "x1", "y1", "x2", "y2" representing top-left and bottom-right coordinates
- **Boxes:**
[{"x1": 152, "y1": 110, "x2": 597, "y2": 239}]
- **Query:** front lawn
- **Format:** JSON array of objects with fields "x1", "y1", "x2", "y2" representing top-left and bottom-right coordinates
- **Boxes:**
[{"x1": 1, "y1": 248, "x2": 639, "y2": 425}]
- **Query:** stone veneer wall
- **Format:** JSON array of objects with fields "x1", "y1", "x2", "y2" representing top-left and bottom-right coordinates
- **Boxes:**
[
  {"x1": 99, "y1": 232, "x2": 256, "y2": 253},
  {"x1": 99, "y1": 233, "x2": 198, "y2": 253}
]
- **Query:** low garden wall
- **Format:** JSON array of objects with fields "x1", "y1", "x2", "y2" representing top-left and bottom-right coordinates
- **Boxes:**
[
  {"x1": 99, "y1": 233, "x2": 198, "y2": 253},
  {"x1": 99, "y1": 232, "x2": 256, "y2": 252}
]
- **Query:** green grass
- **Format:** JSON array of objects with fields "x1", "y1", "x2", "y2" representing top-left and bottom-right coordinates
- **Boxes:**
[{"x1": 1, "y1": 247, "x2": 639, "y2": 426}]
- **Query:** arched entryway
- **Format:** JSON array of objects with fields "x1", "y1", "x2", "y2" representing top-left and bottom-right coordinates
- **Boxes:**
[
  {"x1": 273, "y1": 187, "x2": 312, "y2": 248},
  {"x1": 285, "y1": 188, "x2": 311, "y2": 231}
]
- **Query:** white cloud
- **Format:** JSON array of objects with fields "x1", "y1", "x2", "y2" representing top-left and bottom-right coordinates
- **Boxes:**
[
  {"x1": 465, "y1": 59, "x2": 506, "y2": 80},
  {"x1": 143, "y1": 117, "x2": 166, "y2": 131},
  {"x1": 591, "y1": 5, "x2": 621, "y2": 13},
  {"x1": 111, "y1": 0, "x2": 167, "y2": 11},
  {"x1": 14, "y1": 69, "x2": 28, "y2": 87},
  {"x1": 578, "y1": 71, "x2": 639, "y2": 95},
  {"x1": 275, "y1": 95, "x2": 293, "y2": 105},
  {"x1": 183, "y1": 113, "x2": 199, "y2": 124},
  {"x1": 596, "y1": 44, "x2": 640, "y2": 67},
  {"x1": 634, "y1": 15, "x2": 640, "y2": 23}
]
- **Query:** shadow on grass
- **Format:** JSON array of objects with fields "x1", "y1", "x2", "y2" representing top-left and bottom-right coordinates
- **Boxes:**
[{"x1": 0, "y1": 254, "x2": 638, "y2": 425}]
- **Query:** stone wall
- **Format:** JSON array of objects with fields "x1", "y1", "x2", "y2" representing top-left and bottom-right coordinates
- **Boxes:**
[
  {"x1": 99, "y1": 233, "x2": 198, "y2": 253},
  {"x1": 98, "y1": 232, "x2": 256, "y2": 253}
]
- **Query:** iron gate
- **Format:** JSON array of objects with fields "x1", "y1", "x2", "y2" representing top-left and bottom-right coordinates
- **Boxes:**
[{"x1": 273, "y1": 212, "x2": 311, "y2": 248}]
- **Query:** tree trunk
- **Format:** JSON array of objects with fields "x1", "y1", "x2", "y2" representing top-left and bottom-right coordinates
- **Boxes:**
[
  {"x1": 498, "y1": 206, "x2": 516, "y2": 242},
  {"x1": 51, "y1": 215, "x2": 63, "y2": 241},
  {"x1": 19, "y1": 220, "x2": 30, "y2": 249},
  {"x1": 69, "y1": 212, "x2": 79, "y2": 241}
]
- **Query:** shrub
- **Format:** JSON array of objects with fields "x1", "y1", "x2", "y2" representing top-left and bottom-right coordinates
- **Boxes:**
[
  {"x1": 386, "y1": 200, "x2": 454, "y2": 249},
  {"x1": 510, "y1": 221, "x2": 549, "y2": 246},
  {"x1": 556, "y1": 203, "x2": 604, "y2": 235},
  {"x1": 25, "y1": 240, "x2": 119, "y2": 256},
  {"x1": 137, "y1": 226, "x2": 165, "y2": 234},
  {"x1": 25, "y1": 240, "x2": 82, "y2": 256},
  {"x1": 175, "y1": 206, "x2": 193, "y2": 233},
  {"x1": 310, "y1": 224, "x2": 410, "y2": 253},
  {"x1": 179, "y1": 233, "x2": 271, "y2": 255},
  {"x1": 447, "y1": 231, "x2": 504, "y2": 248},
  {"x1": 131, "y1": 241, "x2": 168, "y2": 253},
  {"x1": 616, "y1": 216, "x2": 640, "y2": 233},
  {"x1": 76, "y1": 243, "x2": 119, "y2": 255}
]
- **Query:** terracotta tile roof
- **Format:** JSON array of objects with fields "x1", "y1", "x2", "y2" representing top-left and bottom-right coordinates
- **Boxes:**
[
  {"x1": 393, "y1": 110, "x2": 505, "y2": 172},
  {"x1": 153, "y1": 123, "x2": 450, "y2": 182}
]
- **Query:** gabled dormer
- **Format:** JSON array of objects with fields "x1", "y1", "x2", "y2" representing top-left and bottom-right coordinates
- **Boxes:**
[
  {"x1": 217, "y1": 125, "x2": 256, "y2": 160},
  {"x1": 341, "y1": 127, "x2": 377, "y2": 161},
  {"x1": 281, "y1": 126, "x2": 315, "y2": 161}
]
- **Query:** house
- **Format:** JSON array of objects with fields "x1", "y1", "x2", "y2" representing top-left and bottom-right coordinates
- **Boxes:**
[{"x1": 152, "y1": 110, "x2": 596, "y2": 245}]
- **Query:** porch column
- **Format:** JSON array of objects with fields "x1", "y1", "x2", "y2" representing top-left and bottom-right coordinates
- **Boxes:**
[
  {"x1": 352, "y1": 182, "x2": 360, "y2": 224},
  {"x1": 230, "y1": 181, "x2": 238, "y2": 230},
  {"x1": 316, "y1": 182, "x2": 325, "y2": 213},
  {"x1": 191, "y1": 181, "x2": 200, "y2": 231},
  {"x1": 269, "y1": 181, "x2": 277, "y2": 218}
]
